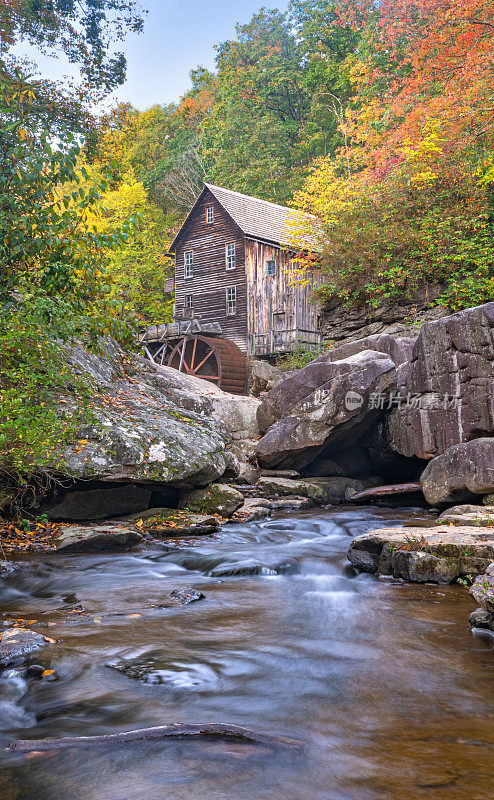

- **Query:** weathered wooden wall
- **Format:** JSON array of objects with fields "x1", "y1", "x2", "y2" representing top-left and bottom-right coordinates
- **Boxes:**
[
  {"x1": 244, "y1": 239, "x2": 321, "y2": 353},
  {"x1": 173, "y1": 189, "x2": 248, "y2": 353}
]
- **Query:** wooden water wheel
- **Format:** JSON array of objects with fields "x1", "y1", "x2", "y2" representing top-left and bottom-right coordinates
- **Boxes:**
[{"x1": 167, "y1": 335, "x2": 247, "y2": 395}]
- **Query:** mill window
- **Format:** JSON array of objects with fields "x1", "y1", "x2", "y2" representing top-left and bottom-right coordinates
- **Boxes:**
[
  {"x1": 266, "y1": 260, "x2": 277, "y2": 276},
  {"x1": 226, "y1": 242, "x2": 236, "y2": 270},
  {"x1": 206, "y1": 206, "x2": 214, "y2": 224},
  {"x1": 226, "y1": 286, "x2": 237, "y2": 315},
  {"x1": 185, "y1": 294, "x2": 193, "y2": 308},
  {"x1": 184, "y1": 251, "x2": 194, "y2": 278}
]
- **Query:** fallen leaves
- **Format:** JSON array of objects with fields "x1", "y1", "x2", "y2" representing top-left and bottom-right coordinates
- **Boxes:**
[{"x1": 0, "y1": 519, "x2": 61, "y2": 554}]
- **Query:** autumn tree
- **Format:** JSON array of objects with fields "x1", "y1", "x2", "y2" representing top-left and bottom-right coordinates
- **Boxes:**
[{"x1": 290, "y1": 0, "x2": 494, "y2": 311}]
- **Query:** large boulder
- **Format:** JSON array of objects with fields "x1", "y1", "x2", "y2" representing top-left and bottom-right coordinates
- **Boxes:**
[
  {"x1": 387, "y1": 302, "x2": 494, "y2": 459},
  {"x1": 255, "y1": 350, "x2": 396, "y2": 469},
  {"x1": 53, "y1": 339, "x2": 260, "y2": 490},
  {"x1": 420, "y1": 439, "x2": 494, "y2": 505},
  {"x1": 257, "y1": 333, "x2": 414, "y2": 434}
]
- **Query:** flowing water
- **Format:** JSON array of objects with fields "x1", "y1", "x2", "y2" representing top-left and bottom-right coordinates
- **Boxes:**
[{"x1": 0, "y1": 506, "x2": 492, "y2": 800}]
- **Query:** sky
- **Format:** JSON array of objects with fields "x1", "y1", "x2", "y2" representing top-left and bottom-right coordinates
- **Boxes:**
[{"x1": 15, "y1": 0, "x2": 290, "y2": 112}]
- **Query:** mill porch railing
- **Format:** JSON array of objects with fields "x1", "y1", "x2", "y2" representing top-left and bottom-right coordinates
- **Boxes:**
[{"x1": 251, "y1": 328, "x2": 322, "y2": 357}]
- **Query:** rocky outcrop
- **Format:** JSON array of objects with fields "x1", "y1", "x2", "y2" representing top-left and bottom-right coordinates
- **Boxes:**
[
  {"x1": 252, "y1": 304, "x2": 493, "y2": 497},
  {"x1": 320, "y1": 286, "x2": 448, "y2": 345},
  {"x1": 43, "y1": 339, "x2": 260, "y2": 502},
  {"x1": 420, "y1": 439, "x2": 494, "y2": 505},
  {"x1": 387, "y1": 302, "x2": 494, "y2": 459},
  {"x1": 348, "y1": 526, "x2": 494, "y2": 582},
  {"x1": 255, "y1": 350, "x2": 397, "y2": 469}
]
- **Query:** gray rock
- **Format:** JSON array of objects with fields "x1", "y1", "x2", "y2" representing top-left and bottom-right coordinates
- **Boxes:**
[
  {"x1": 209, "y1": 561, "x2": 278, "y2": 577},
  {"x1": 259, "y1": 469, "x2": 301, "y2": 479},
  {"x1": 47, "y1": 485, "x2": 152, "y2": 521},
  {"x1": 438, "y1": 505, "x2": 494, "y2": 527},
  {"x1": 0, "y1": 629, "x2": 51, "y2": 667},
  {"x1": 300, "y1": 476, "x2": 381, "y2": 504},
  {"x1": 348, "y1": 526, "x2": 494, "y2": 582},
  {"x1": 270, "y1": 496, "x2": 313, "y2": 510},
  {"x1": 233, "y1": 464, "x2": 260, "y2": 485},
  {"x1": 54, "y1": 525, "x2": 142, "y2": 553},
  {"x1": 256, "y1": 477, "x2": 324, "y2": 502},
  {"x1": 469, "y1": 608, "x2": 494, "y2": 630},
  {"x1": 169, "y1": 587, "x2": 205, "y2": 605},
  {"x1": 421, "y1": 439, "x2": 494, "y2": 505},
  {"x1": 179, "y1": 484, "x2": 244, "y2": 517},
  {"x1": 231, "y1": 504, "x2": 270, "y2": 522},
  {"x1": 0, "y1": 561, "x2": 17, "y2": 576},
  {"x1": 139, "y1": 510, "x2": 219, "y2": 537},
  {"x1": 250, "y1": 360, "x2": 283, "y2": 397},
  {"x1": 255, "y1": 350, "x2": 396, "y2": 469},
  {"x1": 208, "y1": 558, "x2": 295, "y2": 578},
  {"x1": 387, "y1": 302, "x2": 494, "y2": 459},
  {"x1": 470, "y1": 573, "x2": 494, "y2": 613},
  {"x1": 53, "y1": 337, "x2": 260, "y2": 490}
]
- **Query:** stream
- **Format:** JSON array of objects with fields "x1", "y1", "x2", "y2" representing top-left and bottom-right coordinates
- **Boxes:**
[{"x1": 0, "y1": 506, "x2": 493, "y2": 800}]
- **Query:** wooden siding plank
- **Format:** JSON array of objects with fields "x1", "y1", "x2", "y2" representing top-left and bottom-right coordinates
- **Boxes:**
[{"x1": 174, "y1": 189, "x2": 248, "y2": 353}]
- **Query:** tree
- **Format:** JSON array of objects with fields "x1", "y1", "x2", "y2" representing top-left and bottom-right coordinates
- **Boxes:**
[
  {"x1": 1, "y1": 0, "x2": 146, "y2": 97},
  {"x1": 202, "y1": 9, "x2": 310, "y2": 203},
  {"x1": 90, "y1": 171, "x2": 175, "y2": 324},
  {"x1": 289, "y1": 0, "x2": 494, "y2": 311}
]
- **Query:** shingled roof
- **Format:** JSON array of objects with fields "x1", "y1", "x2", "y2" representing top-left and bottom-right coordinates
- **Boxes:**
[
  {"x1": 170, "y1": 183, "x2": 311, "y2": 251},
  {"x1": 205, "y1": 183, "x2": 302, "y2": 245}
]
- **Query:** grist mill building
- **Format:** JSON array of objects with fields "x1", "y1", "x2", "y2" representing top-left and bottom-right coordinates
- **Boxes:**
[{"x1": 169, "y1": 183, "x2": 322, "y2": 358}]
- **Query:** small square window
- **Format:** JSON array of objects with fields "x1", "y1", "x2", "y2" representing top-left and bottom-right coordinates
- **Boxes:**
[
  {"x1": 226, "y1": 286, "x2": 237, "y2": 315},
  {"x1": 185, "y1": 294, "x2": 193, "y2": 308},
  {"x1": 266, "y1": 260, "x2": 277, "y2": 276},
  {"x1": 206, "y1": 206, "x2": 214, "y2": 224},
  {"x1": 226, "y1": 242, "x2": 236, "y2": 270},
  {"x1": 184, "y1": 251, "x2": 193, "y2": 278}
]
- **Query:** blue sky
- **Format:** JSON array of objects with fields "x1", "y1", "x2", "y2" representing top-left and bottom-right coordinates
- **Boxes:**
[{"x1": 16, "y1": 0, "x2": 289, "y2": 111}]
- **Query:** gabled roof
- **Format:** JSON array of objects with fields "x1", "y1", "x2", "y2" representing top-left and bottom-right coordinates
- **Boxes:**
[{"x1": 169, "y1": 183, "x2": 312, "y2": 251}]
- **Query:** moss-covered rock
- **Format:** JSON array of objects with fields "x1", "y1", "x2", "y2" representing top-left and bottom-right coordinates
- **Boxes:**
[
  {"x1": 179, "y1": 484, "x2": 244, "y2": 517},
  {"x1": 256, "y1": 477, "x2": 324, "y2": 502}
]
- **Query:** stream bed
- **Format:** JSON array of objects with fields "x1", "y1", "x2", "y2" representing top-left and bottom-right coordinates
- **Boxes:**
[{"x1": 0, "y1": 506, "x2": 493, "y2": 800}]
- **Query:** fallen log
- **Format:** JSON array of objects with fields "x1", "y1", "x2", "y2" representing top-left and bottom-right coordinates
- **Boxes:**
[
  {"x1": 345, "y1": 482, "x2": 423, "y2": 503},
  {"x1": 8, "y1": 723, "x2": 302, "y2": 753}
]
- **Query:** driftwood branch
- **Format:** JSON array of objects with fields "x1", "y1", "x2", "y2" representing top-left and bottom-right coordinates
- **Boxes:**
[
  {"x1": 346, "y1": 482, "x2": 423, "y2": 503},
  {"x1": 8, "y1": 723, "x2": 302, "y2": 753}
]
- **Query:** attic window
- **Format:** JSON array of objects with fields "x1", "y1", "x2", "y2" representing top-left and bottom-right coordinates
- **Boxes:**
[
  {"x1": 266, "y1": 260, "x2": 277, "y2": 276},
  {"x1": 226, "y1": 242, "x2": 236, "y2": 270},
  {"x1": 206, "y1": 206, "x2": 214, "y2": 224},
  {"x1": 184, "y1": 251, "x2": 194, "y2": 278}
]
